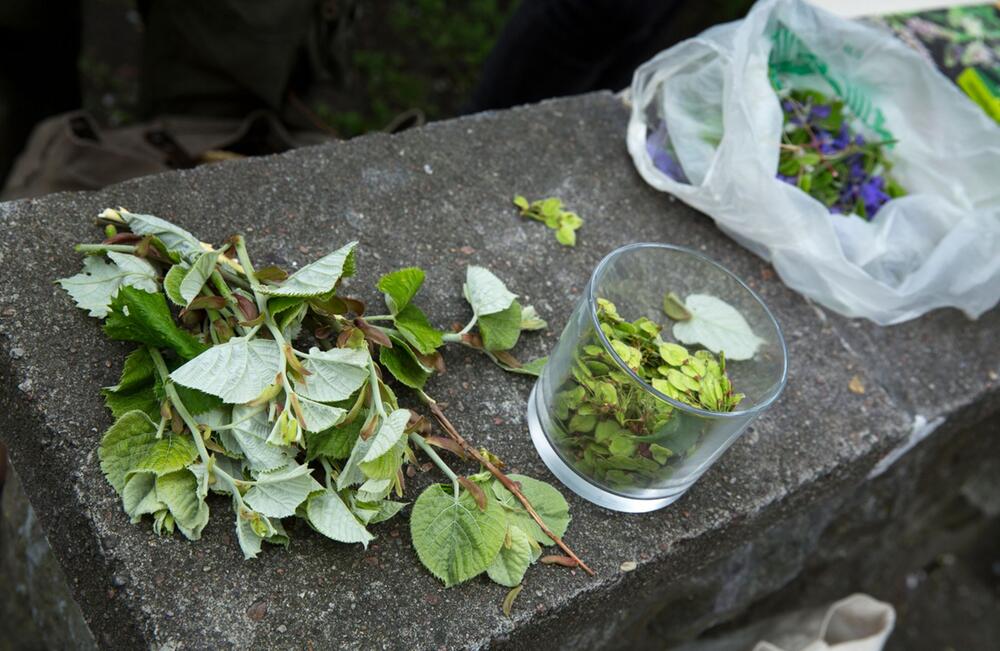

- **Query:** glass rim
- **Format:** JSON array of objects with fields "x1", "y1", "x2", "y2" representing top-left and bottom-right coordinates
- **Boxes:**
[{"x1": 586, "y1": 242, "x2": 788, "y2": 420}]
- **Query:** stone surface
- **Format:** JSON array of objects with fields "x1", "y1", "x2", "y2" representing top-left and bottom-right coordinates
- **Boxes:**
[{"x1": 0, "y1": 92, "x2": 997, "y2": 649}]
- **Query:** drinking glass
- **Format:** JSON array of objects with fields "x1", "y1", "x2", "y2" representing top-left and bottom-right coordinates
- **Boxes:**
[{"x1": 526, "y1": 243, "x2": 787, "y2": 512}]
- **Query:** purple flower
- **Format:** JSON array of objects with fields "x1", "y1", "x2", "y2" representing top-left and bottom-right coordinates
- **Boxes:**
[
  {"x1": 834, "y1": 125, "x2": 852, "y2": 150},
  {"x1": 777, "y1": 173, "x2": 797, "y2": 185},
  {"x1": 859, "y1": 176, "x2": 890, "y2": 215},
  {"x1": 810, "y1": 104, "x2": 831, "y2": 120},
  {"x1": 646, "y1": 123, "x2": 689, "y2": 183}
]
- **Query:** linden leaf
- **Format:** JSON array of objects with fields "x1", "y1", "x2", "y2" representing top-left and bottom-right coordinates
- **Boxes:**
[
  {"x1": 98, "y1": 410, "x2": 198, "y2": 494},
  {"x1": 490, "y1": 475, "x2": 570, "y2": 546},
  {"x1": 102, "y1": 348, "x2": 160, "y2": 420},
  {"x1": 671, "y1": 294, "x2": 764, "y2": 361},
  {"x1": 293, "y1": 347, "x2": 370, "y2": 402},
  {"x1": 118, "y1": 210, "x2": 203, "y2": 258},
  {"x1": 295, "y1": 395, "x2": 347, "y2": 433},
  {"x1": 104, "y1": 286, "x2": 208, "y2": 360},
  {"x1": 463, "y1": 266, "x2": 517, "y2": 317},
  {"x1": 170, "y1": 337, "x2": 282, "y2": 403},
  {"x1": 305, "y1": 417, "x2": 363, "y2": 462},
  {"x1": 377, "y1": 267, "x2": 425, "y2": 314},
  {"x1": 179, "y1": 250, "x2": 223, "y2": 307},
  {"x1": 225, "y1": 405, "x2": 296, "y2": 472},
  {"x1": 393, "y1": 304, "x2": 443, "y2": 355},
  {"x1": 305, "y1": 489, "x2": 374, "y2": 547},
  {"x1": 244, "y1": 463, "x2": 323, "y2": 518},
  {"x1": 122, "y1": 472, "x2": 165, "y2": 523},
  {"x1": 258, "y1": 241, "x2": 357, "y2": 297},
  {"x1": 360, "y1": 409, "x2": 410, "y2": 463},
  {"x1": 410, "y1": 483, "x2": 506, "y2": 587},
  {"x1": 155, "y1": 469, "x2": 210, "y2": 540},
  {"x1": 478, "y1": 301, "x2": 522, "y2": 352},
  {"x1": 58, "y1": 252, "x2": 159, "y2": 318},
  {"x1": 519, "y1": 305, "x2": 547, "y2": 331},
  {"x1": 163, "y1": 263, "x2": 189, "y2": 306},
  {"x1": 380, "y1": 337, "x2": 431, "y2": 389},
  {"x1": 486, "y1": 525, "x2": 533, "y2": 587}
]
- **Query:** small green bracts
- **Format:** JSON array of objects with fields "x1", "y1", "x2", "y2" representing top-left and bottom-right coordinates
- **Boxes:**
[{"x1": 549, "y1": 297, "x2": 744, "y2": 490}]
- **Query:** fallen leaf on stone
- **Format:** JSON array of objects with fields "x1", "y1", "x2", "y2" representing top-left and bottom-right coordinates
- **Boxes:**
[
  {"x1": 848, "y1": 375, "x2": 865, "y2": 395},
  {"x1": 502, "y1": 584, "x2": 523, "y2": 617},
  {"x1": 620, "y1": 560, "x2": 637, "y2": 572}
]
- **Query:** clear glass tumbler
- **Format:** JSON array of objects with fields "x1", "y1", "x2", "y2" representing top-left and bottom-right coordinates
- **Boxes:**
[{"x1": 527, "y1": 243, "x2": 787, "y2": 512}]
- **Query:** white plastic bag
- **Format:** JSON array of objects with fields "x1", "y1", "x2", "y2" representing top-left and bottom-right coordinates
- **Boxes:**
[{"x1": 627, "y1": 0, "x2": 1000, "y2": 325}]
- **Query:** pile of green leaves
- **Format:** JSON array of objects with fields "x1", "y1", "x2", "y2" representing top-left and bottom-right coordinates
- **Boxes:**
[
  {"x1": 59, "y1": 208, "x2": 575, "y2": 595},
  {"x1": 513, "y1": 196, "x2": 583, "y2": 246},
  {"x1": 550, "y1": 296, "x2": 746, "y2": 490}
]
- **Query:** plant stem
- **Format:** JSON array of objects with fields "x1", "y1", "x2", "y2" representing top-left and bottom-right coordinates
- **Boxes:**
[
  {"x1": 416, "y1": 390, "x2": 595, "y2": 576},
  {"x1": 147, "y1": 346, "x2": 212, "y2": 467},
  {"x1": 75, "y1": 243, "x2": 136, "y2": 254},
  {"x1": 369, "y1": 358, "x2": 388, "y2": 419},
  {"x1": 319, "y1": 458, "x2": 336, "y2": 491},
  {"x1": 409, "y1": 432, "x2": 460, "y2": 499},
  {"x1": 235, "y1": 236, "x2": 289, "y2": 348},
  {"x1": 456, "y1": 314, "x2": 478, "y2": 336}
]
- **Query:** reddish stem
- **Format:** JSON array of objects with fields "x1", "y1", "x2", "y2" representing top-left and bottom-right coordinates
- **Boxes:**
[{"x1": 423, "y1": 399, "x2": 595, "y2": 576}]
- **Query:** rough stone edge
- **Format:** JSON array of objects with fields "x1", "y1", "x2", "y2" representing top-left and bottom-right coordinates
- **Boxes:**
[{"x1": 0, "y1": 346, "x2": 144, "y2": 647}]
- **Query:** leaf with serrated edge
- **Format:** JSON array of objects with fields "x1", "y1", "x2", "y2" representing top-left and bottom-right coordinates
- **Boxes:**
[
  {"x1": 361, "y1": 409, "x2": 410, "y2": 463},
  {"x1": 58, "y1": 252, "x2": 158, "y2": 318},
  {"x1": 305, "y1": 417, "x2": 362, "y2": 462},
  {"x1": 244, "y1": 463, "x2": 323, "y2": 518},
  {"x1": 179, "y1": 250, "x2": 222, "y2": 306},
  {"x1": 98, "y1": 411, "x2": 199, "y2": 494},
  {"x1": 490, "y1": 475, "x2": 570, "y2": 546},
  {"x1": 293, "y1": 347, "x2": 369, "y2": 402},
  {"x1": 378, "y1": 267, "x2": 425, "y2": 314},
  {"x1": 463, "y1": 266, "x2": 517, "y2": 317},
  {"x1": 104, "y1": 286, "x2": 207, "y2": 360},
  {"x1": 122, "y1": 472, "x2": 165, "y2": 523},
  {"x1": 410, "y1": 483, "x2": 506, "y2": 587},
  {"x1": 155, "y1": 469, "x2": 209, "y2": 540},
  {"x1": 163, "y1": 264, "x2": 189, "y2": 306},
  {"x1": 671, "y1": 294, "x2": 764, "y2": 361},
  {"x1": 394, "y1": 304, "x2": 443, "y2": 355},
  {"x1": 296, "y1": 395, "x2": 347, "y2": 433},
  {"x1": 379, "y1": 340, "x2": 430, "y2": 389},
  {"x1": 119, "y1": 210, "x2": 203, "y2": 258},
  {"x1": 102, "y1": 348, "x2": 159, "y2": 419},
  {"x1": 228, "y1": 405, "x2": 295, "y2": 472},
  {"x1": 487, "y1": 524, "x2": 533, "y2": 587},
  {"x1": 478, "y1": 300, "x2": 522, "y2": 351},
  {"x1": 171, "y1": 337, "x2": 282, "y2": 404},
  {"x1": 306, "y1": 489, "x2": 374, "y2": 547},
  {"x1": 258, "y1": 241, "x2": 357, "y2": 297}
]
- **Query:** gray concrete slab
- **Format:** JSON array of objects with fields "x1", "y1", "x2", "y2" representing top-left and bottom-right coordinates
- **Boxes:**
[{"x1": 0, "y1": 92, "x2": 995, "y2": 649}]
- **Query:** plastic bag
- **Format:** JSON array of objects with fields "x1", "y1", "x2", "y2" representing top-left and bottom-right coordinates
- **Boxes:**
[{"x1": 627, "y1": 0, "x2": 1000, "y2": 325}]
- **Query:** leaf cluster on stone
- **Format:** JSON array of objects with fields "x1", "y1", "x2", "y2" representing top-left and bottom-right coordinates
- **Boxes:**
[
  {"x1": 59, "y1": 208, "x2": 572, "y2": 596},
  {"x1": 410, "y1": 472, "x2": 569, "y2": 588},
  {"x1": 513, "y1": 195, "x2": 583, "y2": 246},
  {"x1": 550, "y1": 297, "x2": 745, "y2": 490}
]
